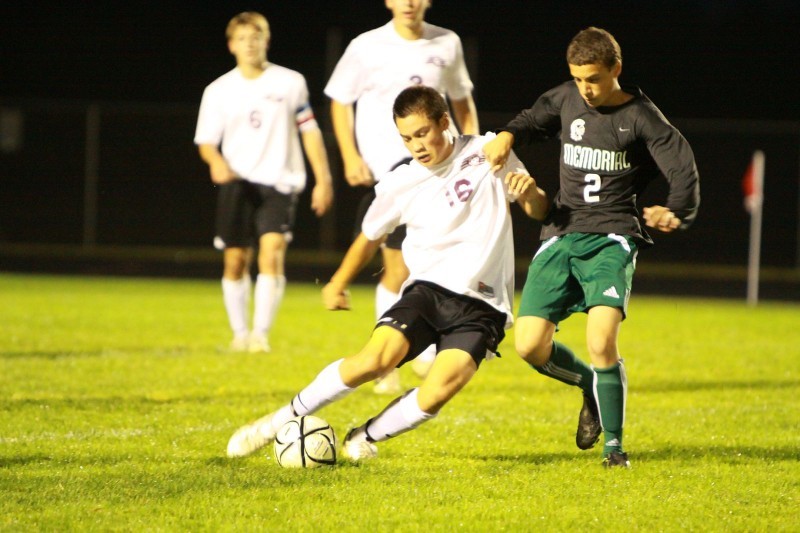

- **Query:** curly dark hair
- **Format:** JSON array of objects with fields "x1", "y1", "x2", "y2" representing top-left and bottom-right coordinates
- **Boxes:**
[{"x1": 567, "y1": 27, "x2": 621, "y2": 68}]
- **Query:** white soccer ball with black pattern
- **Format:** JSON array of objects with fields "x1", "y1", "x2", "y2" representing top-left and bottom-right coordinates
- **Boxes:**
[{"x1": 273, "y1": 415, "x2": 337, "y2": 468}]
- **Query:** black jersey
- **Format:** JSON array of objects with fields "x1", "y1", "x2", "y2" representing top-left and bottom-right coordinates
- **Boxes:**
[{"x1": 503, "y1": 81, "x2": 700, "y2": 245}]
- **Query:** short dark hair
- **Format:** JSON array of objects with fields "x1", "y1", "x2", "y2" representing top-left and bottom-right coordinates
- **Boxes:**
[
  {"x1": 393, "y1": 85, "x2": 448, "y2": 123},
  {"x1": 567, "y1": 27, "x2": 622, "y2": 69}
]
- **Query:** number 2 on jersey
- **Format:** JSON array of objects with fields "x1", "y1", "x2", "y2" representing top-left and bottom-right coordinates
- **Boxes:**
[{"x1": 584, "y1": 173, "x2": 601, "y2": 203}]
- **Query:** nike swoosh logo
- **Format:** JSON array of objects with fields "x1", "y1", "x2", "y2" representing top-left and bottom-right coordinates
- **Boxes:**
[{"x1": 618, "y1": 127, "x2": 630, "y2": 132}]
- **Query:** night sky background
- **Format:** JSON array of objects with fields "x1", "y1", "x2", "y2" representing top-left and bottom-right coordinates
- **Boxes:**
[
  {"x1": 2, "y1": 0, "x2": 798, "y2": 120},
  {"x1": 2, "y1": 1, "x2": 800, "y2": 281}
]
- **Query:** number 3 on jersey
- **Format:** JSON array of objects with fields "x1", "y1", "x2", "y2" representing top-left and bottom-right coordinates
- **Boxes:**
[{"x1": 584, "y1": 173, "x2": 601, "y2": 203}]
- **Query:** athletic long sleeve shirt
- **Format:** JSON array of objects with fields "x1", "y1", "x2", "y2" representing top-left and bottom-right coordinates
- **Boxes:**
[{"x1": 502, "y1": 82, "x2": 700, "y2": 245}]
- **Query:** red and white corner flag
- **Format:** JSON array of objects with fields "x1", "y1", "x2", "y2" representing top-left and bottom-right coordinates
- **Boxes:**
[
  {"x1": 743, "y1": 150, "x2": 765, "y2": 306},
  {"x1": 742, "y1": 150, "x2": 764, "y2": 213}
]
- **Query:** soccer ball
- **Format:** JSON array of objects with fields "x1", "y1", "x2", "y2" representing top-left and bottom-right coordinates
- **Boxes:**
[{"x1": 274, "y1": 415, "x2": 337, "y2": 468}]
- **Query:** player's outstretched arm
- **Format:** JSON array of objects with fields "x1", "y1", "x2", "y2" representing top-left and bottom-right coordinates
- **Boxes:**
[
  {"x1": 322, "y1": 233, "x2": 383, "y2": 310},
  {"x1": 642, "y1": 205, "x2": 681, "y2": 233},
  {"x1": 483, "y1": 132, "x2": 515, "y2": 172},
  {"x1": 330, "y1": 100, "x2": 374, "y2": 187},
  {"x1": 300, "y1": 128, "x2": 334, "y2": 217},
  {"x1": 504, "y1": 172, "x2": 549, "y2": 221}
]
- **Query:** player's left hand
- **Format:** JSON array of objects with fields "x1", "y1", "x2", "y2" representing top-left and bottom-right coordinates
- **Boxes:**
[
  {"x1": 322, "y1": 282, "x2": 350, "y2": 310},
  {"x1": 311, "y1": 182, "x2": 333, "y2": 217},
  {"x1": 483, "y1": 131, "x2": 514, "y2": 172},
  {"x1": 643, "y1": 205, "x2": 681, "y2": 233},
  {"x1": 503, "y1": 171, "x2": 535, "y2": 199}
]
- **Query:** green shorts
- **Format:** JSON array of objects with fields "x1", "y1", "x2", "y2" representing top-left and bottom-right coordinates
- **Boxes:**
[{"x1": 518, "y1": 233, "x2": 638, "y2": 324}]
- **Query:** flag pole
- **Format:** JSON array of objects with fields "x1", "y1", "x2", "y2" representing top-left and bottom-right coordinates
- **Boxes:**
[{"x1": 746, "y1": 150, "x2": 765, "y2": 307}]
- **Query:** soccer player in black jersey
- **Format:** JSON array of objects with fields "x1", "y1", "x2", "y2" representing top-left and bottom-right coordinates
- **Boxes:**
[{"x1": 483, "y1": 27, "x2": 700, "y2": 468}]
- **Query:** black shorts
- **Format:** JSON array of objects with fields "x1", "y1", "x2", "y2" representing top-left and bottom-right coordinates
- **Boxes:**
[
  {"x1": 214, "y1": 180, "x2": 298, "y2": 249},
  {"x1": 376, "y1": 281, "x2": 507, "y2": 367},
  {"x1": 352, "y1": 158, "x2": 412, "y2": 250}
]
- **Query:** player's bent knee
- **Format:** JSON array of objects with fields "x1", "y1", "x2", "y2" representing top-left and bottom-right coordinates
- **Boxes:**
[
  {"x1": 416, "y1": 385, "x2": 454, "y2": 414},
  {"x1": 515, "y1": 338, "x2": 551, "y2": 366},
  {"x1": 342, "y1": 351, "x2": 395, "y2": 385},
  {"x1": 514, "y1": 317, "x2": 555, "y2": 365},
  {"x1": 348, "y1": 327, "x2": 408, "y2": 380},
  {"x1": 586, "y1": 336, "x2": 618, "y2": 362}
]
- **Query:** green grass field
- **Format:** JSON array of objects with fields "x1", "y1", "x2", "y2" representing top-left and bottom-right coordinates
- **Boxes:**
[{"x1": 1, "y1": 272, "x2": 798, "y2": 531}]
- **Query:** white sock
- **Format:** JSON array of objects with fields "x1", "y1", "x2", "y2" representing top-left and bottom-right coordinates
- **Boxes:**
[
  {"x1": 267, "y1": 360, "x2": 354, "y2": 433},
  {"x1": 222, "y1": 277, "x2": 250, "y2": 338},
  {"x1": 269, "y1": 404, "x2": 298, "y2": 434},
  {"x1": 415, "y1": 344, "x2": 436, "y2": 363},
  {"x1": 375, "y1": 282, "x2": 400, "y2": 320},
  {"x1": 268, "y1": 359, "x2": 355, "y2": 434},
  {"x1": 363, "y1": 388, "x2": 436, "y2": 442},
  {"x1": 252, "y1": 274, "x2": 286, "y2": 337}
]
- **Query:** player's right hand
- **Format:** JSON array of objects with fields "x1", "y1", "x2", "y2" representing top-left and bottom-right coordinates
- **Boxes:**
[
  {"x1": 210, "y1": 159, "x2": 237, "y2": 184},
  {"x1": 343, "y1": 154, "x2": 375, "y2": 187},
  {"x1": 322, "y1": 282, "x2": 351, "y2": 310},
  {"x1": 643, "y1": 205, "x2": 681, "y2": 232},
  {"x1": 504, "y1": 171, "x2": 535, "y2": 199},
  {"x1": 483, "y1": 131, "x2": 514, "y2": 173}
]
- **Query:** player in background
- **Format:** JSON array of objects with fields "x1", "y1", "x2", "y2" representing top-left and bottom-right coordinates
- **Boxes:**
[
  {"x1": 194, "y1": 12, "x2": 333, "y2": 353},
  {"x1": 324, "y1": 0, "x2": 479, "y2": 393},
  {"x1": 483, "y1": 27, "x2": 700, "y2": 468},
  {"x1": 226, "y1": 86, "x2": 548, "y2": 461}
]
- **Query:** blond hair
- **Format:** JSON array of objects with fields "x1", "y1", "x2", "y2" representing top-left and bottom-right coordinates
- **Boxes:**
[{"x1": 225, "y1": 12, "x2": 269, "y2": 41}]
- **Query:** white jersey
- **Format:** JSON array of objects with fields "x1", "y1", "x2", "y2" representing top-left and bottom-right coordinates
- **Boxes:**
[
  {"x1": 362, "y1": 134, "x2": 528, "y2": 328},
  {"x1": 194, "y1": 64, "x2": 318, "y2": 193},
  {"x1": 324, "y1": 21, "x2": 474, "y2": 177}
]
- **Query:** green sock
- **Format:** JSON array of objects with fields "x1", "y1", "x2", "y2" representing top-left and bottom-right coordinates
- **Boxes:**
[
  {"x1": 594, "y1": 360, "x2": 628, "y2": 455},
  {"x1": 531, "y1": 341, "x2": 595, "y2": 394}
]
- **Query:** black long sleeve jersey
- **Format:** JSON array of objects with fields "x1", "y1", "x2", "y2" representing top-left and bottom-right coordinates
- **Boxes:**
[{"x1": 503, "y1": 81, "x2": 700, "y2": 246}]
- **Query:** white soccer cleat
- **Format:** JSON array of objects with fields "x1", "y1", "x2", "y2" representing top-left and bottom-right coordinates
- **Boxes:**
[
  {"x1": 341, "y1": 427, "x2": 378, "y2": 461},
  {"x1": 229, "y1": 335, "x2": 249, "y2": 352},
  {"x1": 248, "y1": 334, "x2": 271, "y2": 354},
  {"x1": 226, "y1": 413, "x2": 277, "y2": 458},
  {"x1": 373, "y1": 369, "x2": 402, "y2": 395}
]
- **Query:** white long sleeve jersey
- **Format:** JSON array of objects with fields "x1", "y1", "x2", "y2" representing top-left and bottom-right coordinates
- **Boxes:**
[{"x1": 362, "y1": 134, "x2": 528, "y2": 328}]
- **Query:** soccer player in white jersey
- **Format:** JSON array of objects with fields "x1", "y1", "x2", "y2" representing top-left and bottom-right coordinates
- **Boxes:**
[
  {"x1": 226, "y1": 86, "x2": 549, "y2": 461},
  {"x1": 324, "y1": 0, "x2": 478, "y2": 392},
  {"x1": 194, "y1": 12, "x2": 333, "y2": 353}
]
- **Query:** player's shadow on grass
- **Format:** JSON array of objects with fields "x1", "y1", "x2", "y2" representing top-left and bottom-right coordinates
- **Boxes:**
[
  {"x1": 2, "y1": 392, "x2": 298, "y2": 411},
  {"x1": 471, "y1": 451, "x2": 591, "y2": 465},
  {"x1": 634, "y1": 379, "x2": 799, "y2": 393},
  {"x1": 631, "y1": 444, "x2": 800, "y2": 462},
  {"x1": 0, "y1": 347, "x2": 192, "y2": 359},
  {"x1": 0, "y1": 454, "x2": 53, "y2": 467},
  {"x1": 0, "y1": 350, "x2": 108, "y2": 359},
  {"x1": 471, "y1": 444, "x2": 800, "y2": 464}
]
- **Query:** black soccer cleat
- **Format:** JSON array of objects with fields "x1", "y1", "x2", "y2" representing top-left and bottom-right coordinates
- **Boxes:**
[
  {"x1": 602, "y1": 450, "x2": 631, "y2": 469},
  {"x1": 576, "y1": 392, "x2": 602, "y2": 450}
]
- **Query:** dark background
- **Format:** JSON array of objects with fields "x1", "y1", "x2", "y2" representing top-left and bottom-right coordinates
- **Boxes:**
[
  {"x1": 1, "y1": 1, "x2": 799, "y2": 290},
  {"x1": 2, "y1": 1, "x2": 798, "y2": 119}
]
